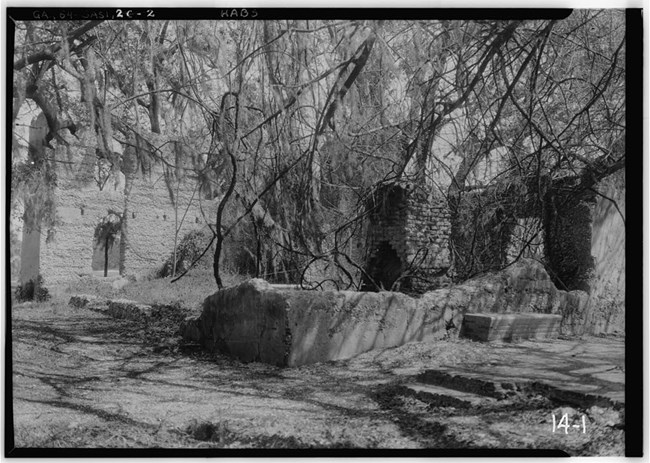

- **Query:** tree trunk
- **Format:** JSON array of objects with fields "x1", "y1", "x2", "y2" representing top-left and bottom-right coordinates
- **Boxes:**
[
  {"x1": 251, "y1": 215, "x2": 261, "y2": 278},
  {"x1": 172, "y1": 179, "x2": 179, "y2": 277},
  {"x1": 104, "y1": 236, "x2": 109, "y2": 277},
  {"x1": 213, "y1": 149, "x2": 238, "y2": 289}
]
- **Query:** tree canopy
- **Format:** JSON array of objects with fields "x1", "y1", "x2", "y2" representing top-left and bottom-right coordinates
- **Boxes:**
[{"x1": 11, "y1": 13, "x2": 626, "y2": 288}]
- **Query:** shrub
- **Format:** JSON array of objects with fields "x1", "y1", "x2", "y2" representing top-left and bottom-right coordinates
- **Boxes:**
[
  {"x1": 15, "y1": 275, "x2": 51, "y2": 302},
  {"x1": 157, "y1": 230, "x2": 213, "y2": 278}
]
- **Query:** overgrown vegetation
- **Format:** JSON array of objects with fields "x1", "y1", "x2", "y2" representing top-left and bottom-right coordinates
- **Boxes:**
[
  {"x1": 14, "y1": 275, "x2": 51, "y2": 302},
  {"x1": 63, "y1": 268, "x2": 245, "y2": 312},
  {"x1": 11, "y1": 14, "x2": 625, "y2": 290},
  {"x1": 94, "y1": 212, "x2": 123, "y2": 278},
  {"x1": 157, "y1": 230, "x2": 212, "y2": 278}
]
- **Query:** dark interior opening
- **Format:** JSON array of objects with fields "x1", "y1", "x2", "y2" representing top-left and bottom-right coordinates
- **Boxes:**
[{"x1": 362, "y1": 241, "x2": 404, "y2": 291}]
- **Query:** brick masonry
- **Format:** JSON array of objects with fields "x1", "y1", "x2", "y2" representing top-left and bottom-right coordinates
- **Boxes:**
[
  {"x1": 363, "y1": 183, "x2": 451, "y2": 292},
  {"x1": 363, "y1": 175, "x2": 624, "y2": 335}
]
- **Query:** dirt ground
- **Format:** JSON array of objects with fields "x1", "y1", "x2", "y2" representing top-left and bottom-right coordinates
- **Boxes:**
[{"x1": 9, "y1": 298, "x2": 624, "y2": 454}]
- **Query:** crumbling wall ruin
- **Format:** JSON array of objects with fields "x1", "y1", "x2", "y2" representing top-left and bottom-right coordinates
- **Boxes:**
[
  {"x1": 543, "y1": 179, "x2": 599, "y2": 293},
  {"x1": 118, "y1": 136, "x2": 211, "y2": 279},
  {"x1": 362, "y1": 183, "x2": 451, "y2": 292},
  {"x1": 450, "y1": 184, "x2": 525, "y2": 281},
  {"x1": 18, "y1": 113, "x2": 213, "y2": 289},
  {"x1": 447, "y1": 173, "x2": 625, "y2": 335},
  {"x1": 182, "y1": 260, "x2": 588, "y2": 366},
  {"x1": 584, "y1": 171, "x2": 625, "y2": 334},
  {"x1": 363, "y1": 172, "x2": 624, "y2": 335}
]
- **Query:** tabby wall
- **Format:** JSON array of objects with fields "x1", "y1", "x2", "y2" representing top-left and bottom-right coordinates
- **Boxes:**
[
  {"x1": 119, "y1": 138, "x2": 211, "y2": 279},
  {"x1": 20, "y1": 115, "x2": 213, "y2": 289},
  {"x1": 585, "y1": 171, "x2": 625, "y2": 334}
]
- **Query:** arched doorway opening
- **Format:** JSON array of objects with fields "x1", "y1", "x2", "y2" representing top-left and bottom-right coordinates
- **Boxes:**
[{"x1": 362, "y1": 241, "x2": 404, "y2": 291}]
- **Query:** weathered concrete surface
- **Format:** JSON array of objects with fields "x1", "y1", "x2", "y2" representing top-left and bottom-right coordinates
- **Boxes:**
[
  {"x1": 460, "y1": 313, "x2": 562, "y2": 342},
  {"x1": 417, "y1": 336, "x2": 625, "y2": 406},
  {"x1": 442, "y1": 259, "x2": 589, "y2": 335},
  {"x1": 12, "y1": 302, "x2": 625, "y2": 453},
  {"x1": 183, "y1": 279, "x2": 448, "y2": 367},
  {"x1": 182, "y1": 259, "x2": 590, "y2": 366},
  {"x1": 586, "y1": 171, "x2": 625, "y2": 335}
]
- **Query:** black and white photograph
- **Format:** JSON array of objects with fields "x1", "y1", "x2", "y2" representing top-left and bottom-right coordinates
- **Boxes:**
[{"x1": 5, "y1": 7, "x2": 642, "y2": 457}]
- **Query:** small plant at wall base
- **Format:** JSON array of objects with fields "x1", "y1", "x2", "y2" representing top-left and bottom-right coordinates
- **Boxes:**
[
  {"x1": 158, "y1": 229, "x2": 212, "y2": 278},
  {"x1": 15, "y1": 275, "x2": 51, "y2": 302},
  {"x1": 94, "y1": 212, "x2": 123, "y2": 277}
]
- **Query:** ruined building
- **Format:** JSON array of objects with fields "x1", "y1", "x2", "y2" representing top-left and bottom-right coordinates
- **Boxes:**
[
  {"x1": 362, "y1": 183, "x2": 451, "y2": 292},
  {"x1": 14, "y1": 110, "x2": 624, "y2": 335},
  {"x1": 17, "y1": 113, "x2": 213, "y2": 288},
  {"x1": 361, "y1": 171, "x2": 625, "y2": 334}
]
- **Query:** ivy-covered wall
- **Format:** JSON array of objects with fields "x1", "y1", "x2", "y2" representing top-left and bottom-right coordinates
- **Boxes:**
[
  {"x1": 543, "y1": 180, "x2": 597, "y2": 292},
  {"x1": 449, "y1": 186, "x2": 519, "y2": 281}
]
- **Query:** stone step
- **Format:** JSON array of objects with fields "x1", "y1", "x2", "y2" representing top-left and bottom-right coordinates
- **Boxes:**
[
  {"x1": 417, "y1": 370, "x2": 513, "y2": 399},
  {"x1": 403, "y1": 382, "x2": 497, "y2": 408},
  {"x1": 416, "y1": 370, "x2": 623, "y2": 410},
  {"x1": 460, "y1": 313, "x2": 562, "y2": 342}
]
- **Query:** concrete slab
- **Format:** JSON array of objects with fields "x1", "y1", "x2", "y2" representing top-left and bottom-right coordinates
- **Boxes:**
[
  {"x1": 181, "y1": 267, "x2": 600, "y2": 367},
  {"x1": 405, "y1": 382, "x2": 496, "y2": 406},
  {"x1": 460, "y1": 313, "x2": 562, "y2": 342},
  {"x1": 182, "y1": 279, "x2": 456, "y2": 367}
]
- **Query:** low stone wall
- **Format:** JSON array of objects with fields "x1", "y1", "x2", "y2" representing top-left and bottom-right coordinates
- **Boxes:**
[
  {"x1": 460, "y1": 313, "x2": 562, "y2": 342},
  {"x1": 442, "y1": 259, "x2": 589, "y2": 335},
  {"x1": 182, "y1": 279, "x2": 449, "y2": 367},
  {"x1": 69, "y1": 295, "x2": 187, "y2": 325},
  {"x1": 182, "y1": 259, "x2": 589, "y2": 367}
]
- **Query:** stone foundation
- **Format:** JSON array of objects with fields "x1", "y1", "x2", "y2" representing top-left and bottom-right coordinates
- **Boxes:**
[
  {"x1": 182, "y1": 279, "x2": 448, "y2": 367},
  {"x1": 182, "y1": 259, "x2": 589, "y2": 366},
  {"x1": 460, "y1": 313, "x2": 562, "y2": 342}
]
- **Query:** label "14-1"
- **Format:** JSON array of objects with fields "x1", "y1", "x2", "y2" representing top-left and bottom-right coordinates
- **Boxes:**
[{"x1": 552, "y1": 413, "x2": 587, "y2": 434}]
